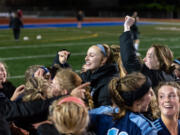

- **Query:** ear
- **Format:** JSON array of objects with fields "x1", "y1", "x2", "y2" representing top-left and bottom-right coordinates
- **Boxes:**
[{"x1": 100, "y1": 57, "x2": 108, "y2": 66}]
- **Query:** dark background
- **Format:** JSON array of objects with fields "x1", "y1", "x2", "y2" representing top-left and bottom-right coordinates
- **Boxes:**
[{"x1": 1, "y1": 0, "x2": 180, "y2": 18}]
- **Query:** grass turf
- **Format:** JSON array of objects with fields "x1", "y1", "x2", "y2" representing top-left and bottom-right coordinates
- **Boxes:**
[{"x1": 0, "y1": 24, "x2": 180, "y2": 86}]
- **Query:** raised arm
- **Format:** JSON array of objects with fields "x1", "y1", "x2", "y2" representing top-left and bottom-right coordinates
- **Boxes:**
[{"x1": 120, "y1": 16, "x2": 142, "y2": 73}]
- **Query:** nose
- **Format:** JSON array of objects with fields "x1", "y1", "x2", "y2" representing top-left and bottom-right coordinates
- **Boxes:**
[
  {"x1": 164, "y1": 96, "x2": 170, "y2": 102},
  {"x1": 85, "y1": 55, "x2": 88, "y2": 61}
]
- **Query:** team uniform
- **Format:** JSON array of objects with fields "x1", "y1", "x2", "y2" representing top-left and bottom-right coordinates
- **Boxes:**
[
  {"x1": 153, "y1": 118, "x2": 180, "y2": 135},
  {"x1": 90, "y1": 111, "x2": 157, "y2": 135},
  {"x1": 89, "y1": 106, "x2": 118, "y2": 114}
]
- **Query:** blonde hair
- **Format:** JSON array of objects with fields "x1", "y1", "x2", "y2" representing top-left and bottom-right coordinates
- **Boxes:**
[
  {"x1": 54, "y1": 69, "x2": 82, "y2": 94},
  {"x1": 84, "y1": 86, "x2": 94, "y2": 109},
  {"x1": 109, "y1": 72, "x2": 146, "y2": 119},
  {"x1": 25, "y1": 65, "x2": 42, "y2": 82},
  {"x1": 110, "y1": 45, "x2": 126, "y2": 78},
  {"x1": 55, "y1": 69, "x2": 94, "y2": 109},
  {"x1": 152, "y1": 44, "x2": 174, "y2": 73},
  {"x1": 0, "y1": 61, "x2": 8, "y2": 77},
  {"x1": 49, "y1": 96, "x2": 89, "y2": 135},
  {"x1": 23, "y1": 77, "x2": 51, "y2": 101},
  {"x1": 152, "y1": 81, "x2": 180, "y2": 118}
]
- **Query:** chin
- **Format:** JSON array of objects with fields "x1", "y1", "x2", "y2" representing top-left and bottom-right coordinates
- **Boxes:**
[
  {"x1": 164, "y1": 112, "x2": 176, "y2": 117},
  {"x1": 141, "y1": 106, "x2": 148, "y2": 112}
]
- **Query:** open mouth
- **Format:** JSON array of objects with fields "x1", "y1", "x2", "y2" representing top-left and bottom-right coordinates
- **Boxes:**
[
  {"x1": 163, "y1": 105, "x2": 173, "y2": 109},
  {"x1": 86, "y1": 62, "x2": 91, "y2": 66}
]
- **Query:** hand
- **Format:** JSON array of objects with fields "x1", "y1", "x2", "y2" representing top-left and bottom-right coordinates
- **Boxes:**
[
  {"x1": 11, "y1": 84, "x2": 25, "y2": 101},
  {"x1": 70, "y1": 82, "x2": 90, "y2": 99},
  {"x1": 124, "y1": 16, "x2": 135, "y2": 32},
  {"x1": 58, "y1": 50, "x2": 70, "y2": 64},
  {"x1": 34, "y1": 67, "x2": 51, "y2": 80},
  {"x1": 81, "y1": 64, "x2": 88, "y2": 73},
  {"x1": 34, "y1": 68, "x2": 44, "y2": 78}
]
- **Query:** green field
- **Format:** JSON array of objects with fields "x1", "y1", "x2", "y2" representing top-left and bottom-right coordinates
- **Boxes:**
[{"x1": 1, "y1": 23, "x2": 180, "y2": 87}]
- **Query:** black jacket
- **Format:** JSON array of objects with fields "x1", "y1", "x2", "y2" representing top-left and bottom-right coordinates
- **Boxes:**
[
  {"x1": 0, "y1": 96, "x2": 61, "y2": 121},
  {"x1": 37, "y1": 124, "x2": 59, "y2": 135},
  {"x1": 37, "y1": 123, "x2": 96, "y2": 135},
  {"x1": 0, "y1": 114, "x2": 11, "y2": 135},
  {"x1": 81, "y1": 64, "x2": 119, "y2": 108},
  {"x1": 120, "y1": 31, "x2": 176, "y2": 88},
  {"x1": 0, "y1": 98, "x2": 56, "y2": 135},
  {"x1": 0, "y1": 81, "x2": 16, "y2": 99}
]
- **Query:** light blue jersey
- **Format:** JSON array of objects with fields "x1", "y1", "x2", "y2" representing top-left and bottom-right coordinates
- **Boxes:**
[
  {"x1": 90, "y1": 111, "x2": 157, "y2": 135},
  {"x1": 154, "y1": 118, "x2": 180, "y2": 135}
]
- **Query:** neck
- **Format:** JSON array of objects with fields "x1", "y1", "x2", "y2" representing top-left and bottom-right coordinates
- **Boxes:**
[{"x1": 161, "y1": 114, "x2": 178, "y2": 135}]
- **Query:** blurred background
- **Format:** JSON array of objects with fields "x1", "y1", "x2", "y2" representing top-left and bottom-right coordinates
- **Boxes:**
[
  {"x1": 0, "y1": 0, "x2": 180, "y2": 18},
  {"x1": 1, "y1": 0, "x2": 180, "y2": 87}
]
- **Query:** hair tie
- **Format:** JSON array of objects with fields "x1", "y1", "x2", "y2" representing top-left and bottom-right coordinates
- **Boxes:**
[
  {"x1": 40, "y1": 66, "x2": 49, "y2": 74},
  {"x1": 58, "y1": 97, "x2": 85, "y2": 107},
  {"x1": 96, "y1": 44, "x2": 106, "y2": 56}
]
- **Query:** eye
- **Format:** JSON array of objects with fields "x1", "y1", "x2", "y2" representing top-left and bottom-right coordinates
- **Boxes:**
[
  {"x1": 169, "y1": 94, "x2": 176, "y2": 98},
  {"x1": 147, "y1": 55, "x2": 152, "y2": 58},
  {"x1": 89, "y1": 54, "x2": 95, "y2": 57},
  {"x1": 159, "y1": 95, "x2": 164, "y2": 99}
]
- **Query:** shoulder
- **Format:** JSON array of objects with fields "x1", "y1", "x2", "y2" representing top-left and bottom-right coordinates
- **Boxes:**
[
  {"x1": 37, "y1": 123, "x2": 59, "y2": 135},
  {"x1": 129, "y1": 112, "x2": 157, "y2": 135},
  {"x1": 80, "y1": 70, "x2": 91, "y2": 82},
  {"x1": 90, "y1": 113, "x2": 113, "y2": 126},
  {"x1": 89, "y1": 106, "x2": 117, "y2": 114},
  {"x1": 153, "y1": 118, "x2": 171, "y2": 135}
]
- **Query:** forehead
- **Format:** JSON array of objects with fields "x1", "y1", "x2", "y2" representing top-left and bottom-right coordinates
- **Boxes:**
[
  {"x1": 87, "y1": 46, "x2": 101, "y2": 54},
  {"x1": 158, "y1": 85, "x2": 178, "y2": 95},
  {"x1": 0, "y1": 63, "x2": 5, "y2": 69},
  {"x1": 147, "y1": 47, "x2": 155, "y2": 54}
]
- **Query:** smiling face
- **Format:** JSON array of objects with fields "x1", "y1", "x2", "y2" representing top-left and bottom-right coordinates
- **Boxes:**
[
  {"x1": 158, "y1": 85, "x2": 180, "y2": 118},
  {"x1": 85, "y1": 46, "x2": 107, "y2": 72},
  {"x1": 0, "y1": 63, "x2": 7, "y2": 83},
  {"x1": 143, "y1": 47, "x2": 160, "y2": 70}
]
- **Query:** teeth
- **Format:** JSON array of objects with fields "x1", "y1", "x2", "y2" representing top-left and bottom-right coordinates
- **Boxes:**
[
  {"x1": 86, "y1": 62, "x2": 90, "y2": 65},
  {"x1": 164, "y1": 106, "x2": 173, "y2": 108}
]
